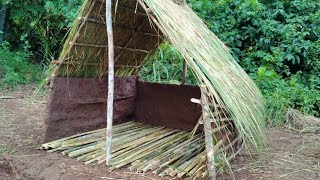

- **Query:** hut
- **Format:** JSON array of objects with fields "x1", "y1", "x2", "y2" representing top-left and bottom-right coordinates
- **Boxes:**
[{"x1": 41, "y1": 0, "x2": 266, "y2": 179}]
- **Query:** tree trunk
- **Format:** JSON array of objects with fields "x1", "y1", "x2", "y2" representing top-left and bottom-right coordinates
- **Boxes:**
[
  {"x1": 106, "y1": 0, "x2": 115, "y2": 165},
  {"x1": 0, "y1": 3, "x2": 7, "y2": 43}
]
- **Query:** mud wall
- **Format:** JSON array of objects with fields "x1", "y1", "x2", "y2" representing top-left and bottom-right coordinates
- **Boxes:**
[
  {"x1": 134, "y1": 81, "x2": 202, "y2": 131},
  {"x1": 43, "y1": 76, "x2": 137, "y2": 142}
]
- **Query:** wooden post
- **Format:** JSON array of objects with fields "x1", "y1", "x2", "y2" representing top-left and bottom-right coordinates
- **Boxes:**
[
  {"x1": 200, "y1": 85, "x2": 216, "y2": 180},
  {"x1": 181, "y1": 60, "x2": 187, "y2": 85},
  {"x1": 106, "y1": 0, "x2": 115, "y2": 165}
]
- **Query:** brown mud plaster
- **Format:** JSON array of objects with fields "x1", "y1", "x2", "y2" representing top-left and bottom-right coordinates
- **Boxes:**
[
  {"x1": 134, "y1": 80, "x2": 202, "y2": 131},
  {"x1": 43, "y1": 76, "x2": 137, "y2": 142}
]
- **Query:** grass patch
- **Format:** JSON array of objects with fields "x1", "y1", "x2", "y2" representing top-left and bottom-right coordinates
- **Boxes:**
[
  {"x1": 0, "y1": 42, "x2": 42, "y2": 89},
  {"x1": 0, "y1": 145, "x2": 15, "y2": 157}
]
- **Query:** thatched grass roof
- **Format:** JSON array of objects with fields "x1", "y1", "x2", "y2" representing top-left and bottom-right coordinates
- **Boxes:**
[
  {"x1": 54, "y1": 0, "x2": 163, "y2": 77},
  {"x1": 51, "y1": 0, "x2": 266, "y2": 165}
]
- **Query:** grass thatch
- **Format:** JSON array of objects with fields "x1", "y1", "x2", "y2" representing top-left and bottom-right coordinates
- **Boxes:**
[{"x1": 55, "y1": 0, "x2": 162, "y2": 77}]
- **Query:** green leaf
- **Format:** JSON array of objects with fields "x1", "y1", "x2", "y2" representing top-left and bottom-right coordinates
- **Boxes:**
[{"x1": 257, "y1": 67, "x2": 266, "y2": 77}]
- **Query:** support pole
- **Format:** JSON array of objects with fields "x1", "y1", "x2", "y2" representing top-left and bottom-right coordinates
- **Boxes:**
[
  {"x1": 181, "y1": 60, "x2": 187, "y2": 85},
  {"x1": 106, "y1": 0, "x2": 114, "y2": 165},
  {"x1": 200, "y1": 85, "x2": 216, "y2": 180}
]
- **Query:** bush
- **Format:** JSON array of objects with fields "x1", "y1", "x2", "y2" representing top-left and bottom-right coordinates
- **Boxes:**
[
  {"x1": 188, "y1": 0, "x2": 320, "y2": 75},
  {"x1": 252, "y1": 67, "x2": 320, "y2": 125},
  {"x1": 0, "y1": 42, "x2": 42, "y2": 89},
  {"x1": 5, "y1": 0, "x2": 82, "y2": 63}
]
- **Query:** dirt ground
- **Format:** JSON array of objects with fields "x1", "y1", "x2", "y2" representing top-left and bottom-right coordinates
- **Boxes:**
[{"x1": 0, "y1": 86, "x2": 319, "y2": 180}]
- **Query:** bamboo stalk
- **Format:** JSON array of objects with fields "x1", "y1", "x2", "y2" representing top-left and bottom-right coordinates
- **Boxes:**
[
  {"x1": 110, "y1": 129, "x2": 179, "y2": 166},
  {"x1": 85, "y1": 151, "x2": 105, "y2": 165},
  {"x1": 42, "y1": 121, "x2": 138, "y2": 149},
  {"x1": 132, "y1": 132, "x2": 189, "y2": 172},
  {"x1": 77, "y1": 148, "x2": 102, "y2": 161},
  {"x1": 69, "y1": 141, "x2": 105, "y2": 157},
  {"x1": 41, "y1": 120, "x2": 239, "y2": 179},
  {"x1": 128, "y1": 132, "x2": 187, "y2": 171},
  {"x1": 147, "y1": 134, "x2": 203, "y2": 171}
]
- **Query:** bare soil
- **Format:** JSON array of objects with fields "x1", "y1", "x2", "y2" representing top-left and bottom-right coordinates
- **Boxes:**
[{"x1": 0, "y1": 86, "x2": 319, "y2": 180}]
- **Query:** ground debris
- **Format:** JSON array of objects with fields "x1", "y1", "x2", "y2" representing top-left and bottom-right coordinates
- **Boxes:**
[
  {"x1": 286, "y1": 108, "x2": 320, "y2": 134},
  {"x1": 2, "y1": 154, "x2": 24, "y2": 180}
]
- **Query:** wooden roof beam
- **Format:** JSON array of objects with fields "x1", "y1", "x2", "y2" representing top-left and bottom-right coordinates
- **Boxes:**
[
  {"x1": 72, "y1": 42, "x2": 151, "y2": 54},
  {"x1": 95, "y1": 0, "x2": 147, "y2": 16},
  {"x1": 52, "y1": 60, "x2": 141, "y2": 68},
  {"x1": 77, "y1": 17, "x2": 161, "y2": 37}
]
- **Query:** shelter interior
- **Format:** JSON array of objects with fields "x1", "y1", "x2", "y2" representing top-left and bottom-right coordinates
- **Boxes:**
[{"x1": 46, "y1": 0, "x2": 236, "y2": 142}]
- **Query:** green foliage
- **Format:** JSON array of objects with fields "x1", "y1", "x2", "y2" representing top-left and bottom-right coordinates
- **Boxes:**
[
  {"x1": 0, "y1": 42, "x2": 42, "y2": 89},
  {"x1": 5, "y1": 0, "x2": 82, "y2": 63},
  {"x1": 189, "y1": 0, "x2": 320, "y2": 74},
  {"x1": 184, "y1": 0, "x2": 320, "y2": 122},
  {"x1": 252, "y1": 67, "x2": 320, "y2": 125},
  {"x1": 139, "y1": 43, "x2": 198, "y2": 85}
]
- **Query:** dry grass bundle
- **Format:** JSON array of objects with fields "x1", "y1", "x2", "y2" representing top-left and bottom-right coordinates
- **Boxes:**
[{"x1": 286, "y1": 108, "x2": 320, "y2": 133}]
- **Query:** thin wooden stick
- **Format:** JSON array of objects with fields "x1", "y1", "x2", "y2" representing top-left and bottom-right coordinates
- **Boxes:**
[
  {"x1": 200, "y1": 85, "x2": 216, "y2": 180},
  {"x1": 71, "y1": 42, "x2": 151, "y2": 53},
  {"x1": 106, "y1": 0, "x2": 114, "y2": 165},
  {"x1": 181, "y1": 60, "x2": 187, "y2": 85}
]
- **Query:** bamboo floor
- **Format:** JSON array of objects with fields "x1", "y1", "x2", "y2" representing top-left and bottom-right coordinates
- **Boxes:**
[{"x1": 41, "y1": 121, "x2": 229, "y2": 178}]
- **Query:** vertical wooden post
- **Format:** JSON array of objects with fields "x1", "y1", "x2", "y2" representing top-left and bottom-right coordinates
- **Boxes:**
[
  {"x1": 106, "y1": 0, "x2": 114, "y2": 165},
  {"x1": 200, "y1": 85, "x2": 216, "y2": 180},
  {"x1": 181, "y1": 60, "x2": 188, "y2": 85},
  {"x1": 181, "y1": 60, "x2": 187, "y2": 85}
]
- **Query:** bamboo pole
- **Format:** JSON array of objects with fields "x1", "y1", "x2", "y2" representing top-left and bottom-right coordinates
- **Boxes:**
[
  {"x1": 200, "y1": 85, "x2": 216, "y2": 180},
  {"x1": 106, "y1": 0, "x2": 115, "y2": 165}
]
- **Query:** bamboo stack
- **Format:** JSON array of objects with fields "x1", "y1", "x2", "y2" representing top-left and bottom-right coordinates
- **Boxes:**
[{"x1": 41, "y1": 121, "x2": 237, "y2": 179}]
